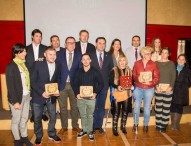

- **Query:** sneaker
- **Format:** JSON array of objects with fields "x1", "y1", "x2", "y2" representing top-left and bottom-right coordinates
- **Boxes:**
[
  {"x1": 88, "y1": 132, "x2": 94, "y2": 141},
  {"x1": 21, "y1": 137, "x2": 33, "y2": 146},
  {"x1": 14, "y1": 140, "x2": 23, "y2": 146},
  {"x1": 35, "y1": 137, "x2": 42, "y2": 145},
  {"x1": 48, "y1": 135, "x2": 61, "y2": 143},
  {"x1": 77, "y1": 130, "x2": 87, "y2": 138},
  {"x1": 42, "y1": 114, "x2": 49, "y2": 121}
]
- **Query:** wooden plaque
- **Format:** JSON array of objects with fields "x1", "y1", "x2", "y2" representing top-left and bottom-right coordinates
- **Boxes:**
[
  {"x1": 80, "y1": 86, "x2": 93, "y2": 97},
  {"x1": 45, "y1": 83, "x2": 59, "y2": 95},
  {"x1": 159, "y1": 83, "x2": 170, "y2": 92},
  {"x1": 139, "y1": 72, "x2": 152, "y2": 82},
  {"x1": 120, "y1": 76, "x2": 132, "y2": 89}
]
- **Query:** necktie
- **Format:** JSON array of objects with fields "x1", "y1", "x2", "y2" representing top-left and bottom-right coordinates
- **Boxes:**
[
  {"x1": 99, "y1": 53, "x2": 103, "y2": 69},
  {"x1": 135, "y1": 48, "x2": 138, "y2": 61},
  {"x1": 68, "y1": 52, "x2": 72, "y2": 70},
  {"x1": 82, "y1": 43, "x2": 86, "y2": 54}
]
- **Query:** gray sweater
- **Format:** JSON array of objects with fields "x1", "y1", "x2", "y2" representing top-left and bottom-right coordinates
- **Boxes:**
[{"x1": 156, "y1": 61, "x2": 176, "y2": 87}]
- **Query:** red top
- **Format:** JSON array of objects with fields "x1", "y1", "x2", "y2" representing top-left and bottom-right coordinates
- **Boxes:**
[{"x1": 133, "y1": 59, "x2": 160, "y2": 89}]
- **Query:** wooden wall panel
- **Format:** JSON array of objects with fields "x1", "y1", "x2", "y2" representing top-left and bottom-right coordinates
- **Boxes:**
[{"x1": 147, "y1": 0, "x2": 191, "y2": 26}]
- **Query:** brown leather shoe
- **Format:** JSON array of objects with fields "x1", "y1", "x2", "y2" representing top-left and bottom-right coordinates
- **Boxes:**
[
  {"x1": 58, "y1": 128, "x2": 68, "y2": 135},
  {"x1": 72, "y1": 127, "x2": 81, "y2": 133}
]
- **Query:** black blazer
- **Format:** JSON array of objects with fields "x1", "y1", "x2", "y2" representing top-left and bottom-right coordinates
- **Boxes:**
[
  {"x1": 26, "y1": 44, "x2": 46, "y2": 69},
  {"x1": 6, "y1": 61, "x2": 29, "y2": 104},
  {"x1": 30, "y1": 60, "x2": 61, "y2": 104},
  {"x1": 90, "y1": 51, "x2": 114, "y2": 90},
  {"x1": 75, "y1": 41, "x2": 95, "y2": 54}
]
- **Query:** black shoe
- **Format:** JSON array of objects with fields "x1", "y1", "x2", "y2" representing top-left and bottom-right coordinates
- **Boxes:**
[
  {"x1": 120, "y1": 127, "x2": 127, "y2": 134},
  {"x1": 112, "y1": 128, "x2": 119, "y2": 136},
  {"x1": 48, "y1": 135, "x2": 61, "y2": 143},
  {"x1": 143, "y1": 126, "x2": 148, "y2": 133},
  {"x1": 132, "y1": 124, "x2": 138, "y2": 134},
  {"x1": 156, "y1": 127, "x2": 161, "y2": 132},
  {"x1": 30, "y1": 115, "x2": 34, "y2": 123},
  {"x1": 88, "y1": 132, "x2": 94, "y2": 141},
  {"x1": 77, "y1": 130, "x2": 87, "y2": 138},
  {"x1": 98, "y1": 128, "x2": 105, "y2": 134},
  {"x1": 160, "y1": 128, "x2": 166, "y2": 133},
  {"x1": 35, "y1": 137, "x2": 42, "y2": 145},
  {"x1": 14, "y1": 140, "x2": 23, "y2": 146},
  {"x1": 42, "y1": 114, "x2": 49, "y2": 121},
  {"x1": 21, "y1": 137, "x2": 32, "y2": 146}
]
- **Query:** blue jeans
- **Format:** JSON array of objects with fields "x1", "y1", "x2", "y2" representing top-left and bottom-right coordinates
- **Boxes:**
[
  {"x1": 133, "y1": 87, "x2": 154, "y2": 126},
  {"x1": 33, "y1": 99, "x2": 56, "y2": 139},
  {"x1": 93, "y1": 89, "x2": 108, "y2": 128}
]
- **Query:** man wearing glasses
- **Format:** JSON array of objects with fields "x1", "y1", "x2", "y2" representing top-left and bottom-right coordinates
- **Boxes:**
[{"x1": 56, "y1": 37, "x2": 82, "y2": 135}]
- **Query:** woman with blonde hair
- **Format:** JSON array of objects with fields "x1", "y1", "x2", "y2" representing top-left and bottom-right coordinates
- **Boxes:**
[
  {"x1": 132, "y1": 46, "x2": 160, "y2": 133},
  {"x1": 109, "y1": 55, "x2": 132, "y2": 136}
]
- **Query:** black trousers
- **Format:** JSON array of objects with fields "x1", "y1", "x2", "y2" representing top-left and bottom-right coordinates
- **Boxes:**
[{"x1": 111, "y1": 98, "x2": 130, "y2": 127}]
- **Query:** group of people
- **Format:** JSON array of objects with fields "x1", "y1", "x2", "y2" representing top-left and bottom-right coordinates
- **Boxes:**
[{"x1": 6, "y1": 29, "x2": 191, "y2": 146}]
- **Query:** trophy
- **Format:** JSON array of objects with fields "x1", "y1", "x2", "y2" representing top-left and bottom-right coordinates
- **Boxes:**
[
  {"x1": 80, "y1": 86, "x2": 93, "y2": 99},
  {"x1": 159, "y1": 83, "x2": 170, "y2": 92},
  {"x1": 139, "y1": 72, "x2": 152, "y2": 83},
  {"x1": 45, "y1": 83, "x2": 59, "y2": 95}
]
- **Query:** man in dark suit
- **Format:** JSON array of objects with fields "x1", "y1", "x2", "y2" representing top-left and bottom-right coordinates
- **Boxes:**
[
  {"x1": 26, "y1": 29, "x2": 48, "y2": 122},
  {"x1": 50, "y1": 35, "x2": 65, "y2": 52},
  {"x1": 75, "y1": 30, "x2": 95, "y2": 54},
  {"x1": 30, "y1": 46, "x2": 61, "y2": 145},
  {"x1": 56, "y1": 37, "x2": 82, "y2": 135},
  {"x1": 91, "y1": 37, "x2": 114, "y2": 134}
]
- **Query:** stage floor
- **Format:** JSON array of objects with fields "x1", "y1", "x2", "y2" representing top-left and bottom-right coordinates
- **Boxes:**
[{"x1": 1, "y1": 124, "x2": 191, "y2": 146}]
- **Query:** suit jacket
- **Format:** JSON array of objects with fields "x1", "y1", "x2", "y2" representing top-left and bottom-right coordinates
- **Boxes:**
[
  {"x1": 90, "y1": 51, "x2": 114, "y2": 90},
  {"x1": 56, "y1": 49, "x2": 82, "y2": 91},
  {"x1": 26, "y1": 44, "x2": 47, "y2": 70},
  {"x1": 30, "y1": 60, "x2": 61, "y2": 104},
  {"x1": 56, "y1": 47, "x2": 65, "y2": 52},
  {"x1": 75, "y1": 41, "x2": 95, "y2": 54},
  {"x1": 124, "y1": 46, "x2": 142, "y2": 69},
  {"x1": 6, "y1": 61, "x2": 30, "y2": 104}
]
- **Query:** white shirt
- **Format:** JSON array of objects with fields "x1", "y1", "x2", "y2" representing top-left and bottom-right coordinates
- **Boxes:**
[
  {"x1": 32, "y1": 43, "x2": 40, "y2": 61},
  {"x1": 66, "y1": 49, "x2": 74, "y2": 82},
  {"x1": 80, "y1": 42, "x2": 87, "y2": 54},
  {"x1": 19, "y1": 68, "x2": 30, "y2": 96},
  {"x1": 124, "y1": 46, "x2": 141, "y2": 69},
  {"x1": 96, "y1": 50, "x2": 104, "y2": 64},
  {"x1": 47, "y1": 61, "x2": 55, "y2": 80}
]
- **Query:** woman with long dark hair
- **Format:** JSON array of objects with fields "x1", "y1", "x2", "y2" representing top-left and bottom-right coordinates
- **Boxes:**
[
  {"x1": 108, "y1": 38, "x2": 125, "y2": 66},
  {"x1": 170, "y1": 54, "x2": 191, "y2": 130}
]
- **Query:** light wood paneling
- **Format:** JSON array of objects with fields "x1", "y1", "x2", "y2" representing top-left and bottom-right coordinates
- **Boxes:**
[
  {"x1": 147, "y1": 0, "x2": 191, "y2": 26},
  {"x1": 0, "y1": 0, "x2": 23, "y2": 20}
]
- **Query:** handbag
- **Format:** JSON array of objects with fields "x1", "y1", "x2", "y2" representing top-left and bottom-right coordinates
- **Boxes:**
[{"x1": 113, "y1": 90, "x2": 129, "y2": 102}]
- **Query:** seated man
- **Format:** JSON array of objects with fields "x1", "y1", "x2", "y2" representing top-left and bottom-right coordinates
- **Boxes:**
[{"x1": 30, "y1": 46, "x2": 61, "y2": 145}]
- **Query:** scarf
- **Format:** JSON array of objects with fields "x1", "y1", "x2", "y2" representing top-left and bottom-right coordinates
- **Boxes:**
[
  {"x1": 177, "y1": 64, "x2": 184, "y2": 73},
  {"x1": 13, "y1": 57, "x2": 30, "y2": 90}
]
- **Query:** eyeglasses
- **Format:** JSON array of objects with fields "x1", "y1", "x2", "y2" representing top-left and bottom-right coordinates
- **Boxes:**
[{"x1": 66, "y1": 42, "x2": 75, "y2": 45}]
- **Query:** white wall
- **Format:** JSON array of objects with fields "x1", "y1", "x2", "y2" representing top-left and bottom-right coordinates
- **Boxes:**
[{"x1": 25, "y1": 0, "x2": 146, "y2": 50}]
